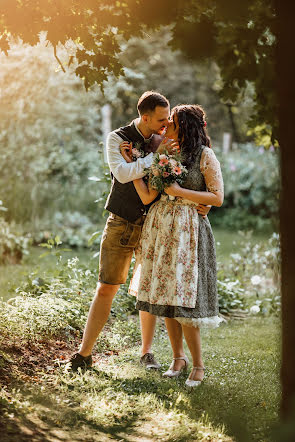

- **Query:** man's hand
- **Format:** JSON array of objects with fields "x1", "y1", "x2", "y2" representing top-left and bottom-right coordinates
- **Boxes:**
[
  {"x1": 197, "y1": 204, "x2": 211, "y2": 218},
  {"x1": 119, "y1": 141, "x2": 133, "y2": 163},
  {"x1": 156, "y1": 137, "x2": 180, "y2": 155}
]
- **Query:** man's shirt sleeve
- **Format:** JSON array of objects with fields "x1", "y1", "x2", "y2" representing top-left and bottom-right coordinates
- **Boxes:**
[{"x1": 106, "y1": 131, "x2": 154, "y2": 184}]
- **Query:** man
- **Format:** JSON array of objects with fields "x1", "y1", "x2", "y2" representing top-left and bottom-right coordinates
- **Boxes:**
[{"x1": 69, "y1": 91, "x2": 210, "y2": 371}]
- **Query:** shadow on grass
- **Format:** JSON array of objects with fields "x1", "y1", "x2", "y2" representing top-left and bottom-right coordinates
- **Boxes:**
[
  {"x1": 1, "y1": 383, "x2": 143, "y2": 442},
  {"x1": 98, "y1": 371, "x2": 274, "y2": 442}
]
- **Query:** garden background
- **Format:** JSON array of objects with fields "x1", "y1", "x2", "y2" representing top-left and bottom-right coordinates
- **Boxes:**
[{"x1": 0, "y1": 2, "x2": 289, "y2": 441}]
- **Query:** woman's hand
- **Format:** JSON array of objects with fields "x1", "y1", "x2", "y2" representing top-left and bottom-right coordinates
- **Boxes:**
[
  {"x1": 119, "y1": 141, "x2": 133, "y2": 163},
  {"x1": 156, "y1": 137, "x2": 180, "y2": 155},
  {"x1": 197, "y1": 204, "x2": 211, "y2": 218},
  {"x1": 164, "y1": 182, "x2": 183, "y2": 197}
]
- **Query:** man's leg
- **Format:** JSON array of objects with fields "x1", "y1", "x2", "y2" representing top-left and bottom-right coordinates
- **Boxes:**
[{"x1": 79, "y1": 282, "x2": 120, "y2": 357}]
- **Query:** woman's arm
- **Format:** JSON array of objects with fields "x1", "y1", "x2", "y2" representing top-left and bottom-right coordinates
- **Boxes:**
[
  {"x1": 165, "y1": 147, "x2": 224, "y2": 207},
  {"x1": 119, "y1": 141, "x2": 159, "y2": 205},
  {"x1": 133, "y1": 179, "x2": 159, "y2": 205}
]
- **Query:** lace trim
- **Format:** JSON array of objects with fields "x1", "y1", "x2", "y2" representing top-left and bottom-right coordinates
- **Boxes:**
[{"x1": 175, "y1": 315, "x2": 225, "y2": 329}]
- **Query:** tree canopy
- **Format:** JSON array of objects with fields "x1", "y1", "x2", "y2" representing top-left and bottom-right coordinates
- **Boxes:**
[{"x1": 0, "y1": 0, "x2": 276, "y2": 144}]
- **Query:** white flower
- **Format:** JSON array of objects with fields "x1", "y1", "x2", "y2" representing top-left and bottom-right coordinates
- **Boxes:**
[
  {"x1": 250, "y1": 305, "x2": 260, "y2": 314},
  {"x1": 132, "y1": 148, "x2": 142, "y2": 158},
  {"x1": 169, "y1": 158, "x2": 177, "y2": 167},
  {"x1": 251, "y1": 275, "x2": 262, "y2": 285},
  {"x1": 159, "y1": 154, "x2": 168, "y2": 160}
]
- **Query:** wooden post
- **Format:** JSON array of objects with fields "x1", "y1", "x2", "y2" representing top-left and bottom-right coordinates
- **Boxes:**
[
  {"x1": 222, "y1": 132, "x2": 232, "y2": 153},
  {"x1": 101, "y1": 104, "x2": 112, "y2": 163}
]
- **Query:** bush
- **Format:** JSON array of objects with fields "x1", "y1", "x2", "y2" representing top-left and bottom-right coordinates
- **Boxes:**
[
  {"x1": 0, "y1": 217, "x2": 30, "y2": 265},
  {"x1": 211, "y1": 145, "x2": 279, "y2": 231},
  {"x1": 0, "y1": 43, "x2": 104, "y2": 227},
  {"x1": 30, "y1": 211, "x2": 102, "y2": 248},
  {"x1": 217, "y1": 279, "x2": 246, "y2": 314},
  {"x1": 0, "y1": 255, "x2": 96, "y2": 342},
  {"x1": 217, "y1": 231, "x2": 281, "y2": 316}
]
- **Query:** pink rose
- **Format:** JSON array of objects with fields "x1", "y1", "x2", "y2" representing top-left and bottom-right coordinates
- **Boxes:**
[{"x1": 159, "y1": 158, "x2": 169, "y2": 166}]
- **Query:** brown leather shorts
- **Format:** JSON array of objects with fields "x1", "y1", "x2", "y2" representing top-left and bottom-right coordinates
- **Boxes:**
[{"x1": 98, "y1": 213, "x2": 145, "y2": 285}]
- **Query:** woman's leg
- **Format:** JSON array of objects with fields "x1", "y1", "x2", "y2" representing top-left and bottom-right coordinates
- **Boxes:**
[
  {"x1": 165, "y1": 318, "x2": 186, "y2": 371},
  {"x1": 182, "y1": 324, "x2": 205, "y2": 381},
  {"x1": 140, "y1": 310, "x2": 157, "y2": 356}
]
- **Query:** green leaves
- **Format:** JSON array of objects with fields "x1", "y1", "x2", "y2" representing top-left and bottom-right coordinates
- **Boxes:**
[
  {"x1": 170, "y1": 15, "x2": 218, "y2": 60},
  {"x1": 0, "y1": 0, "x2": 278, "y2": 150}
]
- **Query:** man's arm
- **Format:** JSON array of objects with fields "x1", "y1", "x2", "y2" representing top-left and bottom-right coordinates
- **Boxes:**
[{"x1": 107, "y1": 132, "x2": 153, "y2": 184}]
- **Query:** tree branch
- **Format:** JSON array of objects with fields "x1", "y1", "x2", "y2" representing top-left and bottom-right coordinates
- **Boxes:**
[{"x1": 54, "y1": 46, "x2": 66, "y2": 73}]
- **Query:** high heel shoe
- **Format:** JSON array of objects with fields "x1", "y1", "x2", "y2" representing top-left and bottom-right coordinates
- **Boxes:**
[
  {"x1": 163, "y1": 356, "x2": 189, "y2": 378},
  {"x1": 185, "y1": 366, "x2": 206, "y2": 387}
]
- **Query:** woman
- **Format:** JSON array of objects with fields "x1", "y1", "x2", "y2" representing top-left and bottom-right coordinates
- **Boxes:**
[{"x1": 122, "y1": 104, "x2": 224, "y2": 387}]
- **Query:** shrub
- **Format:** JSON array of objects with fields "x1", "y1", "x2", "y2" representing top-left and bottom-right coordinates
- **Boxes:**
[
  {"x1": 218, "y1": 279, "x2": 246, "y2": 314},
  {"x1": 218, "y1": 231, "x2": 281, "y2": 316},
  {"x1": 211, "y1": 145, "x2": 279, "y2": 231},
  {"x1": 0, "y1": 217, "x2": 30, "y2": 265},
  {"x1": 0, "y1": 256, "x2": 96, "y2": 342},
  {"x1": 30, "y1": 211, "x2": 102, "y2": 248}
]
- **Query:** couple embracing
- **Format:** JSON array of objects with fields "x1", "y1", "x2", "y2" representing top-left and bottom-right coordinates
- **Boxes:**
[{"x1": 68, "y1": 91, "x2": 224, "y2": 388}]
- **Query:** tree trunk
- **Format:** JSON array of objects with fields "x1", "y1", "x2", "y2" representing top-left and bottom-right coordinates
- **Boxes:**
[{"x1": 276, "y1": 0, "x2": 295, "y2": 418}]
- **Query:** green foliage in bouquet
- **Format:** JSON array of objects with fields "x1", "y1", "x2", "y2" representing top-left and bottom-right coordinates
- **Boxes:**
[{"x1": 146, "y1": 152, "x2": 187, "y2": 193}]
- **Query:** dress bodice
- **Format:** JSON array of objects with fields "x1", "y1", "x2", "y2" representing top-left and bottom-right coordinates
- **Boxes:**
[{"x1": 181, "y1": 145, "x2": 223, "y2": 194}]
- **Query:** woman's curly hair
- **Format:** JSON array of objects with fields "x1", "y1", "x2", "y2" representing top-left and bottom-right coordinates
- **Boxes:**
[{"x1": 172, "y1": 104, "x2": 211, "y2": 168}]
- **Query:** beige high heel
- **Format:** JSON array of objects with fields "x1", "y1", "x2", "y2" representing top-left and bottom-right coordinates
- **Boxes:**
[
  {"x1": 185, "y1": 366, "x2": 206, "y2": 387},
  {"x1": 163, "y1": 356, "x2": 189, "y2": 378}
]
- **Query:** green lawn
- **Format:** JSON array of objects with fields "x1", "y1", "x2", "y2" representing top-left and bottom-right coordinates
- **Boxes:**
[
  {"x1": 0, "y1": 227, "x2": 270, "y2": 302},
  {"x1": 0, "y1": 317, "x2": 280, "y2": 441},
  {"x1": 0, "y1": 227, "x2": 280, "y2": 441}
]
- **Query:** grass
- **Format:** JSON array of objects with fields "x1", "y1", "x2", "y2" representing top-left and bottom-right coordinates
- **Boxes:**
[
  {"x1": 0, "y1": 246, "x2": 96, "y2": 302},
  {"x1": 0, "y1": 227, "x2": 279, "y2": 440},
  {"x1": 214, "y1": 228, "x2": 270, "y2": 262},
  {"x1": 0, "y1": 227, "x2": 270, "y2": 302},
  {"x1": 0, "y1": 317, "x2": 280, "y2": 441}
]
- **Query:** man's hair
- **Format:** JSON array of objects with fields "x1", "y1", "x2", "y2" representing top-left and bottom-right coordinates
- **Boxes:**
[{"x1": 137, "y1": 91, "x2": 169, "y2": 116}]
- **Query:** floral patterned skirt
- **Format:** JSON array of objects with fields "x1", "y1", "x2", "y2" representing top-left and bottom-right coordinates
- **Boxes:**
[{"x1": 129, "y1": 195, "x2": 222, "y2": 328}]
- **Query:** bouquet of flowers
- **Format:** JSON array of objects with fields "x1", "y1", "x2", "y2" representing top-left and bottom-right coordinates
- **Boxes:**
[{"x1": 146, "y1": 152, "x2": 188, "y2": 195}]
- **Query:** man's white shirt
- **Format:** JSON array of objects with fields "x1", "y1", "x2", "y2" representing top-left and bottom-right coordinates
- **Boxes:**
[{"x1": 106, "y1": 130, "x2": 154, "y2": 184}]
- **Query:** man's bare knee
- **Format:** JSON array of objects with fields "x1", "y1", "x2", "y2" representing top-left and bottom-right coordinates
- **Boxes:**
[{"x1": 95, "y1": 282, "x2": 119, "y2": 299}]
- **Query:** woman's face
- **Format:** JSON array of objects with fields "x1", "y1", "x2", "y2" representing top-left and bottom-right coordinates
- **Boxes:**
[{"x1": 165, "y1": 112, "x2": 179, "y2": 140}]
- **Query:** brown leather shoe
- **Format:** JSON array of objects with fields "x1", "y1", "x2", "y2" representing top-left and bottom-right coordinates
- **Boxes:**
[{"x1": 67, "y1": 353, "x2": 92, "y2": 371}]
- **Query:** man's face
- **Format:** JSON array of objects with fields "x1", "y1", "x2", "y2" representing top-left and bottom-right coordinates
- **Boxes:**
[{"x1": 143, "y1": 105, "x2": 170, "y2": 135}]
